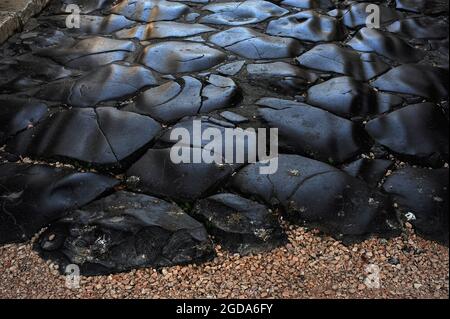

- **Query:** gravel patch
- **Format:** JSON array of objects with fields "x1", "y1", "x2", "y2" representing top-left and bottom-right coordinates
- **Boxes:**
[{"x1": 1, "y1": 223, "x2": 448, "y2": 299}]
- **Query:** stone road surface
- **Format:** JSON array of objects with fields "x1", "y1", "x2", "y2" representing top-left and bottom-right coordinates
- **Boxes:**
[{"x1": 0, "y1": 0, "x2": 448, "y2": 283}]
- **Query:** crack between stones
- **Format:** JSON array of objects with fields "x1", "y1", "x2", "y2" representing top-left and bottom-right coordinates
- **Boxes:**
[{"x1": 93, "y1": 109, "x2": 120, "y2": 164}]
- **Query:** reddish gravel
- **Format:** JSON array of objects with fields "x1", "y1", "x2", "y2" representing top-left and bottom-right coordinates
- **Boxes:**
[{"x1": 0, "y1": 222, "x2": 448, "y2": 299}]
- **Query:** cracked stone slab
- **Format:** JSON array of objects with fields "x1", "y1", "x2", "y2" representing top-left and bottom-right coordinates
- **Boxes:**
[
  {"x1": 232, "y1": 154, "x2": 400, "y2": 242},
  {"x1": 208, "y1": 27, "x2": 303, "y2": 59},
  {"x1": 108, "y1": 0, "x2": 191, "y2": 22},
  {"x1": 296, "y1": 43, "x2": 390, "y2": 81},
  {"x1": 36, "y1": 191, "x2": 215, "y2": 276},
  {"x1": 281, "y1": 0, "x2": 334, "y2": 9},
  {"x1": 257, "y1": 97, "x2": 365, "y2": 164},
  {"x1": 0, "y1": 162, "x2": 118, "y2": 244},
  {"x1": 193, "y1": 193, "x2": 287, "y2": 255},
  {"x1": 386, "y1": 15, "x2": 449, "y2": 39},
  {"x1": 7, "y1": 107, "x2": 162, "y2": 166}
]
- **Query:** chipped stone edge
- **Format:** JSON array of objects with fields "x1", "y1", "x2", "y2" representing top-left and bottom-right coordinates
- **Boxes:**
[{"x1": 0, "y1": 0, "x2": 51, "y2": 44}]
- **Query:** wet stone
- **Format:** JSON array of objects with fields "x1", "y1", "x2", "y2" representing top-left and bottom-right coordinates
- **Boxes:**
[
  {"x1": 306, "y1": 76, "x2": 403, "y2": 119},
  {"x1": 342, "y1": 158, "x2": 393, "y2": 188},
  {"x1": 140, "y1": 41, "x2": 226, "y2": 74},
  {"x1": 209, "y1": 27, "x2": 303, "y2": 59},
  {"x1": 232, "y1": 154, "x2": 399, "y2": 241},
  {"x1": 0, "y1": 163, "x2": 118, "y2": 244},
  {"x1": 0, "y1": 96, "x2": 48, "y2": 143},
  {"x1": 383, "y1": 167, "x2": 449, "y2": 245},
  {"x1": 193, "y1": 193, "x2": 287, "y2": 254},
  {"x1": 386, "y1": 16, "x2": 449, "y2": 39},
  {"x1": 35, "y1": 63, "x2": 160, "y2": 107},
  {"x1": 365, "y1": 103, "x2": 449, "y2": 166},
  {"x1": 296, "y1": 44, "x2": 390, "y2": 81},
  {"x1": 7, "y1": 107, "x2": 162, "y2": 166},
  {"x1": 127, "y1": 147, "x2": 235, "y2": 201},
  {"x1": 37, "y1": 191, "x2": 215, "y2": 276},
  {"x1": 116, "y1": 21, "x2": 216, "y2": 40},
  {"x1": 329, "y1": 2, "x2": 403, "y2": 29},
  {"x1": 347, "y1": 27, "x2": 424, "y2": 63},
  {"x1": 108, "y1": 0, "x2": 190, "y2": 22},
  {"x1": 247, "y1": 62, "x2": 318, "y2": 94},
  {"x1": 281, "y1": 0, "x2": 334, "y2": 9},
  {"x1": 36, "y1": 36, "x2": 136, "y2": 70},
  {"x1": 266, "y1": 10, "x2": 345, "y2": 43},
  {"x1": 257, "y1": 97, "x2": 365, "y2": 164},
  {"x1": 371, "y1": 64, "x2": 449, "y2": 100},
  {"x1": 200, "y1": 0, "x2": 288, "y2": 26}
]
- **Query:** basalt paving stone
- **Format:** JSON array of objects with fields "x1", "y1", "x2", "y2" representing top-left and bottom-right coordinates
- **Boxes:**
[
  {"x1": 371, "y1": 64, "x2": 449, "y2": 100},
  {"x1": 116, "y1": 21, "x2": 215, "y2": 40},
  {"x1": 193, "y1": 193, "x2": 287, "y2": 255},
  {"x1": 386, "y1": 16, "x2": 449, "y2": 40},
  {"x1": 124, "y1": 74, "x2": 239, "y2": 123},
  {"x1": 208, "y1": 27, "x2": 303, "y2": 59},
  {"x1": 20, "y1": 29, "x2": 74, "y2": 51},
  {"x1": 35, "y1": 63, "x2": 160, "y2": 107},
  {"x1": 257, "y1": 97, "x2": 365, "y2": 164},
  {"x1": 35, "y1": 36, "x2": 137, "y2": 70},
  {"x1": 140, "y1": 41, "x2": 226, "y2": 74},
  {"x1": 0, "y1": 54, "x2": 77, "y2": 92},
  {"x1": 127, "y1": 147, "x2": 235, "y2": 201},
  {"x1": 365, "y1": 103, "x2": 449, "y2": 166},
  {"x1": 342, "y1": 158, "x2": 393, "y2": 188},
  {"x1": 266, "y1": 10, "x2": 346, "y2": 43},
  {"x1": 347, "y1": 27, "x2": 424, "y2": 63},
  {"x1": 220, "y1": 111, "x2": 249, "y2": 124},
  {"x1": 329, "y1": 2, "x2": 403, "y2": 29},
  {"x1": 60, "y1": 0, "x2": 115, "y2": 14},
  {"x1": 200, "y1": 0, "x2": 288, "y2": 26},
  {"x1": 0, "y1": 163, "x2": 118, "y2": 244},
  {"x1": 395, "y1": 0, "x2": 449, "y2": 15},
  {"x1": 36, "y1": 191, "x2": 215, "y2": 276},
  {"x1": 108, "y1": 0, "x2": 191, "y2": 23},
  {"x1": 0, "y1": 95, "x2": 48, "y2": 143},
  {"x1": 383, "y1": 167, "x2": 449, "y2": 245},
  {"x1": 306, "y1": 76, "x2": 403, "y2": 119},
  {"x1": 7, "y1": 107, "x2": 162, "y2": 166},
  {"x1": 296, "y1": 44, "x2": 390, "y2": 81},
  {"x1": 281, "y1": 0, "x2": 334, "y2": 10},
  {"x1": 216, "y1": 60, "x2": 245, "y2": 76},
  {"x1": 50, "y1": 14, "x2": 135, "y2": 34},
  {"x1": 232, "y1": 154, "x2": 400, "y2": 241},
  {"x1": 246, "y1": 62, "x2": 318, "y2": 94}
]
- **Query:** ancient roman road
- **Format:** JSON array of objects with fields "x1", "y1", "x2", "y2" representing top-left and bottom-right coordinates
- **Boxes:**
[{"x1": 0, "y1": 0, "x2": 448, "y2": 275}]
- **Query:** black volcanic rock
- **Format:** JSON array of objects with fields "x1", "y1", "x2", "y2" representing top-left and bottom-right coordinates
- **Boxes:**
[
  {"x1": 8, "y1": 107, "x2": 162, "y2": 166},
  {"x1": 329, "y1": 2, "x2": 403, "y2": 29},
  {"x1": 124, "y1": 75, "x2": 238, "y2": 123},
  {"x1": 281, "y1": 0, "x2": 334, "y2": 9},
  {"x1": 383, "y1": 167, "x2": 449, "y2": 245},
  {"x1": 386, "y1": 16, "x2": 449, "y2": 39},
  {"x1": 395, "y1": 0, "x2": 449, "y2": 14},
  {"x1": 247, "y1": 62, "x2": 318, "y2": 94},
  {"x1": 266, "y1": 10, "x2": 345, "y2": 43},
  {"x1": 140, "y1": 41, "x2": 226, "y2": 74},
  {"x1": 36, "y1": 36, "x2": 136, "y2": 70},
  {"x1": 61, "y1": 0, "x2": 115, "y2": 13},
  {"x1": 51, "y1": 14, "x2": 135, "y2": 34},
  {"x1": 127, "y1": 148, "x2": 235, "y2": 201},
  {"x1": 296, "y1": 44, "x2": 390, "y2": 81},
  {"x1": 116, "y1": 22, "x2": 215, "y2": 40},
  {"x1": 365, "y1": 103, "x2": 449, "y2": 166},
  {"x1": 342, "y1": 158, "x2": 393, "y2": 187},
  {"x1": 257, "y1": 98, "x2": 365, "y2": 164},
  {"x1": 109, "y1": 0, "x2": 190, "y2": 22},
  {"x1": 37, "y1": 191, "x2": 215, "y2": 275},
  {"x1": 306, "y1": 76, "x2": 403, "y2": 118},
  {"x1": 200, "y1": 0, "x2": 288, "y2": 26},
  {"x1": 347, "y1": 27, "x2": 424, "y2": 63},
  {"x1": 0, "y1": 96, "x2": 48, "y2": 143},
  {"x1": 35, "y1": 63, "x2": 159, "y2": 107},
  {"x1": 193, "y1": 193, "x2": 287, "y2": 254},
  {"x1": 209, "y1": 27, "x2": 303, "y2": 59},
  {"x1": 371, "y1": 64, "x2": 448, "y2": 100},
  {"x1": 232, "y1": 154, "x2": 399, "y2": 241},
  {"x1": 0, "y1": 163, "x2": 118, "y2": 244}
]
